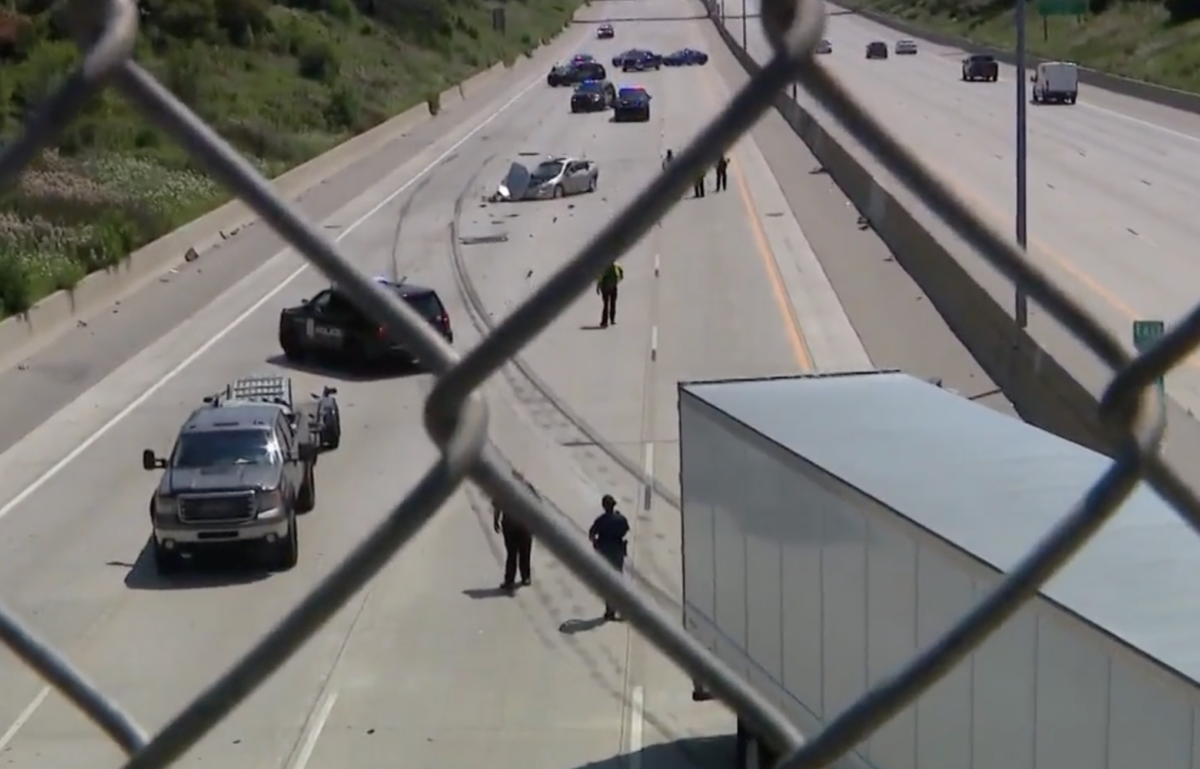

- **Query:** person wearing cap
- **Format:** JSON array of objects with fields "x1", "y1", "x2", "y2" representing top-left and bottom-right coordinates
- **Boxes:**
[{"x1": 588, "y1": 494, "x2": 631, "y2": 621}]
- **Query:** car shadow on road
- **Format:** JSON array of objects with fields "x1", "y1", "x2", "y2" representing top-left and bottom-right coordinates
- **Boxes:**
[
  {"x1": 264, "y1": 354, "x2": 423, "y2": 383},
  {"x1": 112, "y1": 539, "x2": 273, "y2": 591},
  {"x1": 462, "y1": 586, "x2": 516, "y2": 599},
  {"x1": 569, "y1": 734, "x2": 737, "y2": 769}
]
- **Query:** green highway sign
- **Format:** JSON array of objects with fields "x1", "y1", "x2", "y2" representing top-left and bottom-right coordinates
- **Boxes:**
[
  {"x1": 1037, "y1": 0, "x2": 1086, "y2": 15},
  {"x1": 1133, "y1": 319, "x2": 1167, "y2": 427}
]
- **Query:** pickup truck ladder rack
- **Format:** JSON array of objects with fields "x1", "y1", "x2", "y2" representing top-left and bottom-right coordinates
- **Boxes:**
[{"x1": 212, "y1": 375, "x2": 294, "y2": 408}]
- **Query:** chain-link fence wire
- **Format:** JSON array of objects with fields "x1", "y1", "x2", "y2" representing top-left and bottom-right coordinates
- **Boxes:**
[{"x1": 0, "y1": 0, "x2": 1195, "y2": 765}]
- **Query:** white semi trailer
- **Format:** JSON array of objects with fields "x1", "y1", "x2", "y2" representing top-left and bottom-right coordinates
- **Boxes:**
[{"x1": 677, "y1": 370, "x2": 1200, "y2": 769}]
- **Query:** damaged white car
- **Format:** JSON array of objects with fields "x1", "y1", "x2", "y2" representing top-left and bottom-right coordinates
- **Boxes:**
[{"x1": 493, "y1": 155, "x2": 599, "y2": 201}]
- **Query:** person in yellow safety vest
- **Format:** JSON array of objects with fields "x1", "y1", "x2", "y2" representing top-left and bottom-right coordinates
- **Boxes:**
[{"x1": 596, "y1": 262, "x2": 624, "y2": 328}]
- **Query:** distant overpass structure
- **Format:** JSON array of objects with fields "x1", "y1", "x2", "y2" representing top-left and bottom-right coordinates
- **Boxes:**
[{"x1": 679, "y1": 370, "x2": 1200, "y2": 769}]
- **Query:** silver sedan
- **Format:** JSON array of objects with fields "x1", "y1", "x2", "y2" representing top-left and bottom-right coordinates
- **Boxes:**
[{"x1": 497, "y1": 155, "x2": 600, "y2": 201}]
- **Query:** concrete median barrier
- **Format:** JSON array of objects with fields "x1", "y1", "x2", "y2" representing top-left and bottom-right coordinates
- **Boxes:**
[{"x1": 706, "y1": 1, "x2": 1116, "y2": 454}]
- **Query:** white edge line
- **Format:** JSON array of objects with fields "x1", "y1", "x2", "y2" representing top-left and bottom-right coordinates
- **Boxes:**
[
  {"x1": 649, "y1": 325, "x2": 658, "y2": 361},
  {"x1": 290, "y1": 690, "x2": 338, "y2": 769},
  {"x1": 629, "y1": 684, "x2": 645, "y2": 768},
  {"x1": 653, "y1": 253, "x2": 660, "y2": 276},
  {"x1": 0, "y1": 65, "x2": 551, "y2": 522},
  {"x1": 0, "y1": 686, "x2": 48, "y2": 752},
  {"x1": 642, "y1": 443, "x2": 654, "y2": 480}
]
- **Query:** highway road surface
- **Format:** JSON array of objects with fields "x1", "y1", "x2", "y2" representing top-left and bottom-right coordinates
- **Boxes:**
[
  {"x1": 0, "y1": 0, "x2": 1010, "y2": 766},
  {"x1": 722, "y1": 2, "x2": 1200, "y2": 417}
]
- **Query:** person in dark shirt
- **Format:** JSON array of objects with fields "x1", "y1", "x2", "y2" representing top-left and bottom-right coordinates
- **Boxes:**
[
  {"x1": 715, "y1": 155, "x2": 730, "y2": 192},
  {"x1": 493, "y1": 471, "x2": 535, "y2": 590},
  {"x1": 589, "y1": 494, "x2": 630, "y2": 621}
]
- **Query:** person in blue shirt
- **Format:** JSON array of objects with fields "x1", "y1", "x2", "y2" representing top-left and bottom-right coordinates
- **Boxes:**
[{"x1": 589, "y1": 494, "x2": 630, "y2": 621}]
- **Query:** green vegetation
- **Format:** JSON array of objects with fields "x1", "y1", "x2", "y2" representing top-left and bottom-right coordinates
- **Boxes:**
[
  {"x1": 0, "y1": 0, "x2": 578, "y2": 319},
  {"x1": 838, "y1": 0, "x2": 1200, "y2": 91}
]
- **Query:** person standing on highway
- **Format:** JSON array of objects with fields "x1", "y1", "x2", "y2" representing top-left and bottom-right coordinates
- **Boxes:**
[
  {"x1": 596, "y1": 261, "x2": 624, "y2": 328},
  {"x1": 589, "y1": 494, "x2": 631, "y2": 621},
  {"x1": 693, "y1": 167, "x2": 706, "y2": 198},
  {"x1": 493, "y1": 474, "x2": 534, "y2": 591},
  {"x1": 662, "y1": 149, "x2": 674, "y2": 171},
  {"x1": 714, "y1": 155, "x2": 730, "y2": 192}
]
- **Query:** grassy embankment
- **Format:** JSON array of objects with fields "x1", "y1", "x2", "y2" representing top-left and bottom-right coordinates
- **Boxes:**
[
  {"x1": 835, "y1": 0, "x2": 1200, "y2": 90},
  {"x1": 0, "y1": 0, "x2": 580, "y2": 319}
]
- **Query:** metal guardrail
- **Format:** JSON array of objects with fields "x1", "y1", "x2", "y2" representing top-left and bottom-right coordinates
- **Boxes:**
[{"x1": 0, "y1": 0, "x2": 1190, "y2": 766}]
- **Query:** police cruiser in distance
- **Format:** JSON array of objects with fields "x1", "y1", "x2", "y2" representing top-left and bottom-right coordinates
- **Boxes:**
[
  {"x1": 613, "y1": 85, "x2": 651, "y2": 122},
  {"x1": 571, "y1": 79, "x2": 616, "y2": 112},
  {"x1": 141, "y1": 376, "x2": 341, "y2": 574},
  {"x1": 278, "y1": 277, "x2": 454, "y2": 369}
]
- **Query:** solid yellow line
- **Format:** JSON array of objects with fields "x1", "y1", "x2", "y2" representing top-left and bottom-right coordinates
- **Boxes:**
[{"x1": 697, "y1": 68, "x2": 814, "y2": 372}]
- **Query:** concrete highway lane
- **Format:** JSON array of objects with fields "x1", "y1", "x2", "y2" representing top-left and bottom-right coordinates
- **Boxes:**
[
  {"x1": 454, "y1": 0, "x2": 874, "y2": 759},
  {"x1": 0, "y1": 0, "x2": 994, "y2": 765},
  {"x1": 0, "y1": 2, "x2": 794, "y2": 766},
  {"x1": 723, "y1": 2, "x2": 1200, "y2": 415}
]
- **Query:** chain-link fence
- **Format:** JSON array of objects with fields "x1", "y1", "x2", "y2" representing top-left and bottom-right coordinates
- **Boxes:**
[{"x1": 0, "y1": 0, "x2": 1194, "y2": 766}]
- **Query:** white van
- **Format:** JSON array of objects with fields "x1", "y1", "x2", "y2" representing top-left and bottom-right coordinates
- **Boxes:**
[{"x1": 1031, "y1": 61, "x2": 1078, "y2": 104}]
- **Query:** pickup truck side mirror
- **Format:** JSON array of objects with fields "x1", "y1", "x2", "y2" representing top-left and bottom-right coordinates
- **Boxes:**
[
  {"x1": 142, "y1": 449, "x2": 165, "y2": 471},
  {"x1": 298, "y1": 443, "x2": 319, "y2": 463}
]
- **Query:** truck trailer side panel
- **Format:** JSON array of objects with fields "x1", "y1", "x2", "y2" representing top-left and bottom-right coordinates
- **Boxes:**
[{"x1": 679, "y1": 387, "x2": 867, "y2": 756}]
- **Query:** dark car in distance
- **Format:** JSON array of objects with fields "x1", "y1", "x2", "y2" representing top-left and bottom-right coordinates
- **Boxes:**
[
  {"x1": 865, "y1": 41, "x2": 888, "y2": 59},
  {"x1": 613, "y1": 86, "x2": 651, "y2": 122},
  {"x1": 962, "y1": 53, "x2": 999, "y2": 82},
  {"x1": 622, "y1": 50, "x2": 662, "y2": 71},
  {"x1": 278, "y1": 278, "x2": 453, "y2": 368},
  {"x1": 612, "y1": 48, "x2": 659, "y2": 69},
  {"x1": 571, "y1": 79, "x2": 616, "y2": 112},
  {"x1": 663, "y1": 48, "x2": 708, "y2": 66},
  {"x1": 597, "y1": 24, "x2": 615, "y2": 39},
  {"x1": 547, "y1": 60, "x2": 607, "y2": 86}
]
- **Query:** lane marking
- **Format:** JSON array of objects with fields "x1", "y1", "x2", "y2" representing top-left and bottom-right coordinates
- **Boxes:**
[
  {"x1": 695, "y1": 63, "x2": 814, "y2": 370},
  {"x1": 289, "y1": 690, "x2": 338, "y2": 769},
  {"x1": 649, "y1": 325, "x2": 658, "y2": 361},
  {"x1": 653, "y1": 252, "x2": 660, "y2": 277},
  {"x1": 629, "y1": 684, "x2": 646, "y2": 769},
  {"x1": 0, "y1": 687, "x2": 47, "y2": 753},
  {"x1": 0, "y1": 64, "x2": 553, "y2": 524},
  {"x1": 641, "y1": 443, "x2": 655, "y2": 512}
]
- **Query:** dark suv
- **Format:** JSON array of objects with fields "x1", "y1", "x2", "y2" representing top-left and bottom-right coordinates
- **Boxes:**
[
  {"x1": 571, "y1": 79, "x2": 616, "y2": 112},
  {"x1": 866, "y1": 41, "x2": 888, "y2": 59},
  {"x1": 278, "y1": 278, "x2": 453, "y2": 368},
  {"x1": 962, "y1": 53, "x2": 999, "y2": 82},
  {"x1": 547, "y1": 61, "x2": 607, "y2": 87},
  {"x1": 142, "y1": 376, "x2": 326, "y2": 573}
]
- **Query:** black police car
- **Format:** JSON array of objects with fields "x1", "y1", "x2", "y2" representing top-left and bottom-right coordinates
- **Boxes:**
[
  {"x1": 547, "y1": 60, "x2": 608, "y2": 87},
  {"x1": 613, "y1": 85, "x2": 651, "y2": 122},
  {"x1": 571, "y1": 79, "x2": 616, "y2": 112},
  {"x1": 278, "y1": 278, "x2": 453, "y2": 367}
]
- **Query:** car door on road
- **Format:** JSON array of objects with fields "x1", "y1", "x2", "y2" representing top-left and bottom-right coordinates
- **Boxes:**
[{"x1": 303, "y1": 290, "x2": 356, "y2": 351}]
